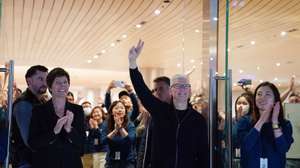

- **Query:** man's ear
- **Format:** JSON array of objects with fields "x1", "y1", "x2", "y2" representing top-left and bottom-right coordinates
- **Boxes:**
[{"x1": 26, "y1": 78, "x2": 31, "y2": 86}]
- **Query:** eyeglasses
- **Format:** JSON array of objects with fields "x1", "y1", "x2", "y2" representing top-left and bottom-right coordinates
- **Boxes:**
[{"x1": 171, "y1": 84, "x2": 191, "y2": 89}]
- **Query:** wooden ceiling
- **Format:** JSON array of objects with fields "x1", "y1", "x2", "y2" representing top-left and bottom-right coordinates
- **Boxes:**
[{"x1": 0, "y1": 0, "x2": 300, "y2": 89}]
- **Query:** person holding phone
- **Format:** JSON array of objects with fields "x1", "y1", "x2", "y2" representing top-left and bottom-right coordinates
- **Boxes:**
[
  {"x1": 238, "y1": 82, "x2": 294, "y2": 168},
  {"x1": 104, "y1": 81, "x2": 139, "y2": 122}
]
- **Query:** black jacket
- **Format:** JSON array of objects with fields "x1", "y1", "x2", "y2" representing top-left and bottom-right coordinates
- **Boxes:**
[
  {"x1": 28, "y1": 100, "x2": 85, "y2": 168},
  {"x1": 11, "y1": 88, "x2": 43, "y2": 167},
  {"x1": 130, "y1": 68, "x2": 209, "y2": 168}
]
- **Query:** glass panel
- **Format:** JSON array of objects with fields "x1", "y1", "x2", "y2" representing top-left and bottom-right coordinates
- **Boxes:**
[{"x1": 224, "y1": 0, "x2": 300, "y2": 167}]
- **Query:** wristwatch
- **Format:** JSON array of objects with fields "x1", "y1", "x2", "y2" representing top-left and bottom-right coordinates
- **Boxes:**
[{"x1": 272, "y1": 123, "x2": 280, "y2": 129}]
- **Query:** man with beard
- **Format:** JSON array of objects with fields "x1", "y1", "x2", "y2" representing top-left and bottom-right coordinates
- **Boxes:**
[{"x1": 11, "y1": 65, "x2": 48, "y2": 168}]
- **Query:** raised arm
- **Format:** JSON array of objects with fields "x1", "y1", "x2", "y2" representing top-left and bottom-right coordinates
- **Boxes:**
[{"x1": 128, "y1": 40, "x2": 167, "y2": 116}]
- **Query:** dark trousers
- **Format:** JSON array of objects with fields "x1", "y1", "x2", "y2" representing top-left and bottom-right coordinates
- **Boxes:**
[{"x1": 105, "y1": 160, "x2": 135, "y2": 168}]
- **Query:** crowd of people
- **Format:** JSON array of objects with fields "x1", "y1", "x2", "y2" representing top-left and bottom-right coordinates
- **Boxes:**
[{"x1": 0, "y1": 40, "x2": 299, "y2": 168}]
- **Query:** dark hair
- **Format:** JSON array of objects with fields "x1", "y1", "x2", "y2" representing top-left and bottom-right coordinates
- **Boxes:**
[
  {"x1": 90, "y1": 106, "x2": 106, "y2": 121},
  {"x1": 118, "y1": 90, "x2": 129, "y2": 99},
  {"x1": 251, "y1": 82, "x2": 284, "y2": 125},
  {"x1": 153, "y1": 76, "x2": 170, "y2": 86},
  {"x1": 107, "y1": 101, "x2": 129, "y2": 133},
  {"x1": 46, "y1": 67, "x2": 70, "y2": 88},
  {"x1": 67, "y1": 91, "x2": 74, "y2": 98},
  {"x1": 234, "y1": 92, "x2": 254, "y2": 119},
  {"x1": 25, "y1": 65, "x2": 48, "y2": 78}
]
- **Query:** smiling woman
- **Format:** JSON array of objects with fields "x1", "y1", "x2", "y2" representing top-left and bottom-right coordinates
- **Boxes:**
[{"x1": 28, "y1": 67, "x2": 85, "y2": 168}]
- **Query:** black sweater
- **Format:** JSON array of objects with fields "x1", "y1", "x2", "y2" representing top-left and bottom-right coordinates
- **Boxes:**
[{"x1": 130, "y1": 68, "x2": 209, "y2": 168}]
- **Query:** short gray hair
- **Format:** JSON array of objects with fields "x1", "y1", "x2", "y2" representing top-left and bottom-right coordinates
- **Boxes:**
[{"x1": 171, "y1": 74, "x2": 190, "y2": 86}]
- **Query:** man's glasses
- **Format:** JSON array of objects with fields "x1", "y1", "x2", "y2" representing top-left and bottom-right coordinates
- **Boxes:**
[{"x1": 171, "y1": 84, "x2": 191, "y2": 89}]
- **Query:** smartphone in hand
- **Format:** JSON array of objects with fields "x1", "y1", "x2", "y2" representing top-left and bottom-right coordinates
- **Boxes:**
[{"x1": 114, "y1": 80, "x2": 125, "y2": 88}]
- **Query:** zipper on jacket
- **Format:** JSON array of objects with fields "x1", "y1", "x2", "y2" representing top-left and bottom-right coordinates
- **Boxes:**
[
  {"x1": 174, "y1": 107, "x2": 192, "y2": 168},
  {"x1": 175, "y1": 123, "x2": 181, "y2": 168}
]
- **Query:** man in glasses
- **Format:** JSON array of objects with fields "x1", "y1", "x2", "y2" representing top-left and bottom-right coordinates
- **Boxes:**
[{"x1": 128, "y1": 40, "x2": 208, "y2": 168}]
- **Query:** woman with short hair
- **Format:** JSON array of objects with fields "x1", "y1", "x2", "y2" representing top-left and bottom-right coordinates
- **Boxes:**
[{"x1": 28, "y1": 67, "x2": 84, "y2": 168}]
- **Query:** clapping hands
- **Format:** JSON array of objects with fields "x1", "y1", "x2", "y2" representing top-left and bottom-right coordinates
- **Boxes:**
[{"x1": 53, "y1": 110, "x2": 74, "y2": 134}]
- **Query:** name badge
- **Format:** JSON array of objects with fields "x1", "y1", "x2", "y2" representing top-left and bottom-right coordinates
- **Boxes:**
[
  {"x1": 235, "y1": 148, "x2": 240, "y2": 157},
  {"x1": 115, "y1": 151, "x2": 121, "y2": 160},
  {"x1": 260, "y1": 158, "x2": 268, "y2": 168},
  {"x1": 94, "y1": 139, "x2": 99, "y2": 145}
]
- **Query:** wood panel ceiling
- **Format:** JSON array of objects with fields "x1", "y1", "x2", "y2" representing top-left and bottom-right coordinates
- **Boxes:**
[{"x1": 0, "y1": 0, "x2": 300, "y2": 89}]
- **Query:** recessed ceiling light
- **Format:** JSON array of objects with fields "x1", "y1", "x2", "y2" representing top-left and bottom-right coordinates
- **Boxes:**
[
  {"x1": 239, "y1": 69, "x2": 243, "y2": 74},
  {"x1": 190, "y1": 59, "x2": 195, "y2": 63},
  {"x1": 87, "y1": 60, "x2": 92, "y2": 63},
  {"x1": 274, "y1": 77, "x2": 278, "y2": 81},
  {"x1": 278, "y1": 84, "x2": 281, "y2": 86},
  {"x1": 200, "y1": 62, "x2": 203, "y2": 65},
  {"x1": 122, "y1": 34, "x2": 127, "y2": 38},
  {"x1": 257, "y1": 66, "x2": 260, "y2": 70},
  {"x1": 259, "y1": 80, "x2": 263, "y2": 83},
  {"x1": 195, "y1": 29, "x2": 200, "y2": 33},
  {"x1": 177, "y1": 63, "x2": 181, "y2": 67},
  {"x1": 93, "y1": 55, "x2": 99, "y2": 59},
  {"x1": 250, "y1": 41, "x2": 256, "y2": 45},
  {"x1": 192, "y1": 65, "x2": 196, "y2": 69},
  {"x1": 136, "y1": 24, "x2": 142, "y2": 28},
  {"x1": 110, "y1": 43, "x2": 115, "y2": 47},
  {"x1": 154, "y1": 9, "x2": 161, "y2": 15},
  {"x1": 276, "y1": 63, "x2": 281, "y2": 66},
  {"x1": 280, "y1": 31, "x2": 287, "y2": 36},
  {"x1": 101, "y1": 50, "x2": 106, "y2": 54}
]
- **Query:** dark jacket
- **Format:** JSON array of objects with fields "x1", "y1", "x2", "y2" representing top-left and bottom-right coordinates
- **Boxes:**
[
  {"x1": 84, "y1": 122, "x2": 108, "y2": 154},
  {"x1": 101, "y1": 121, "x2": 136, "y2": 164},
  {"x1": 28, "y1": 100, "x2": 85, "y2": 168},
  {"x1": 0, "y1": 107, "x2": 8, "y2": 163},
  {"x1": 11, "y1": 88, "x2": 43, "y2": 167},
  {"x1": 130, "y1": 68, "x2": 209, "y2": 168},
  {"x1": 238, "y1": 115, "x2": 294, "y2": 168}
]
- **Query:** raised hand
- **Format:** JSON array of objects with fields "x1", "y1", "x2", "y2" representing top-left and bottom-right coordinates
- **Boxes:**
[
  {"x1": 255, "y1": 108, "x2": 272, "y2": 131},
  {"x1": 128, "y1": 40, "x2": 144, "y2": 69},
  {"x1": 54, "y1": 116, "x2": 68, "y2": 134},
  {"x1": 107, "y1": 80, "x2": 117, "y2": 91},
  {"x1": 289, "y1": 76, "x2": 295, "y2": 92},
  {"x1": 114, "y1": 116, "x2": 123, "y2": 129},
  {"x1": 272, "y1": 102, "x2": 280, "y2": 123},
  {"x1": 64, "y1": 110, "x2": 74, "y2": 132},
  {"x1": 124, "y1": 83, "x2": 133, "y2": 93},
  {"x1": 89, "y1": 118, "x2": 99, "y2": 129}
]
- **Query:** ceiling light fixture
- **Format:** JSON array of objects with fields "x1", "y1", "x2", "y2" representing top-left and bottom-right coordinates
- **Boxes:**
[
  {"x1": 101, "y1": 50, "x2": 106, "y2": 54},
  {"x1": 250, "y1": 41, "x2": 256, "y2": 45},
  {"x1": 136, "y1": 24, "x2": 142, "y2": 28},
  {"x1": 280, "y1": 31, "x2": 287, "y2": 36},
  {"x1": 195, "y1": 29, "x2": 200, "y2": 33},
  {"x1": 276, "y1": 63, "x2": 281, "y2": 67},
  {"x1": 154, "y1": 9, "x2": 161, "y2": 15},
  {"x1": 87, "y1": 60, "x2": 92, "y2": 63},
  {"x1": 122, "y1": 34, "x2": 127, "y2": 38}
]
